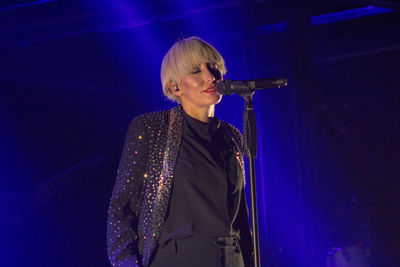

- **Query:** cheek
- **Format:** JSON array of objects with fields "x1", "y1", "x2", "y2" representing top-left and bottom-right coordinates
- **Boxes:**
[{"x1": 181, "y1": 77, "x2": 201, "y2": 91}]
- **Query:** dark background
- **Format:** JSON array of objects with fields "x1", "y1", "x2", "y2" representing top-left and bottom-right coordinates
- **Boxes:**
[{"x1": 0, "y1": 0, "x2": 399, "y2": 266}]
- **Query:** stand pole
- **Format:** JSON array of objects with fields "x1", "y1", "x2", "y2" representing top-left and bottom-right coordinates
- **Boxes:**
[
  {"x1": 248, "y1": 156, "x2": 260, "y2": 267},
  {"x1": 242, "y1": 92, "x2": 261, "y2": 267}
]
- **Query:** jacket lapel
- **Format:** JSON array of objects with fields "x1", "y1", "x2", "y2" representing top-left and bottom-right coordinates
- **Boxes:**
[{"x1": 141, "y1": 105, "x2": 184, "y2": 266}]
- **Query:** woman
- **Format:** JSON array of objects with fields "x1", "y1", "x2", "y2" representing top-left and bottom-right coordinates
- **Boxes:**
[{"x1": 107, "y1": 36, "x2": 253, "y2": 267}]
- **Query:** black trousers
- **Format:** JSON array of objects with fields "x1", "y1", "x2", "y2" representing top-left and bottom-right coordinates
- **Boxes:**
[{"x1": 151, "y1": 236, "x2": 245, "y2": 267}]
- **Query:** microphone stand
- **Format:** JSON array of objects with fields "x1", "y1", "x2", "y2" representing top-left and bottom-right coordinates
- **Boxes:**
[{"x1": 241, "y1": 90, "x2": 261, "y2": 267}]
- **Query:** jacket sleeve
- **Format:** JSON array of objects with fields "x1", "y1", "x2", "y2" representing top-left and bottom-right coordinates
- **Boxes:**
[{"x1": 107, "y1": 116, "x2": 148, "y2": 267}]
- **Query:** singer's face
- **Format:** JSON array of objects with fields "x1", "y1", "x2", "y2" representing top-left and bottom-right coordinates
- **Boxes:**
[{"x1": 176, "y1": 62, "x2": 222, "y2": 111}]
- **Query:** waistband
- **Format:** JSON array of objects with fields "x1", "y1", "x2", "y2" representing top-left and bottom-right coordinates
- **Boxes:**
[{"x1": 165, "y1": 235, "x2": 240, "y2": 247}]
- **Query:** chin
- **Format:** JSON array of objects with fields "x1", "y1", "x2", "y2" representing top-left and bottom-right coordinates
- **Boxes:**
[
  {"x1": 215, "y1": 94, "x2": 223, "y2": 105},
  {"x1": 207, "y1": 95, "x2": 222, "y2": 106}
]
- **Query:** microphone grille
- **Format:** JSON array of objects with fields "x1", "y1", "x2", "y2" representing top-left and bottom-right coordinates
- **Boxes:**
[{"x1": 216, "y1": 79, "x2": 234, "y2": 95}]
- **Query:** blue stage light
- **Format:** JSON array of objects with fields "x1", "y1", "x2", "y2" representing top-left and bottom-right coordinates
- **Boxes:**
[
  {"x1": 258, "y1": 5, "x2": 393, "y2": 35},
  {"x1": 0, "y1": 0, "x2": 56, "y2": 11}
]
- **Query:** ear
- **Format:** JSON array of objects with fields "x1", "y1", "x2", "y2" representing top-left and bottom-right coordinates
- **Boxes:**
[{"x1": 170, "y1": 81, "x2": 183, "y2": 97}]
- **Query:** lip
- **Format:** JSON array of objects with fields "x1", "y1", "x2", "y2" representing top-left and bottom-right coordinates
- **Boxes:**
[{"x1": 204, "y1": 85, "x2": 216, "y2": 93}]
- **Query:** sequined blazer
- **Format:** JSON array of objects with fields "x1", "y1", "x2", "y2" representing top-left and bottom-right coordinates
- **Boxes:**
[{"x1": 107, "y1": 105, "x2": 252, "y2": 267}]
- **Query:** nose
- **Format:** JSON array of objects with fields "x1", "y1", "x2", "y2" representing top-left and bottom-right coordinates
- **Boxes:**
[{"x1": 203, "y1": 66, "x2": 216, "y2": 83}]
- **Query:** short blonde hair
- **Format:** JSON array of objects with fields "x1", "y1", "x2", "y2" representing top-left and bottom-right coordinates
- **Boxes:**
[{"x1": 160, "y1": 36, "x2": 227, "y2": 102}]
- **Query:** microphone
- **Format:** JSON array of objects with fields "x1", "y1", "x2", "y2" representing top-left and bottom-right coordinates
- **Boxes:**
[{"x1": 216, "y1": 78, "x2": 288, "y2": 95}]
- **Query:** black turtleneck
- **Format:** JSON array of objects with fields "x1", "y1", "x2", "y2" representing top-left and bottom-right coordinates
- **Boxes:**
[{"x1": 159, "y1": 110, "x2": 243, "y2": 245}]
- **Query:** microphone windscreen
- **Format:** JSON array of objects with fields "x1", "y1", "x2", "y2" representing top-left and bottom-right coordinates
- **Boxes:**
[{"x1": 216, "y1": 79, "x2": 234, "y2": 95}]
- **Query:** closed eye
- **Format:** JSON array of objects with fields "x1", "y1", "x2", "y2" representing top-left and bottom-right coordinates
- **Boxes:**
[{"x1": 190, "y1": 69, "x2": 201, "y2": 74}]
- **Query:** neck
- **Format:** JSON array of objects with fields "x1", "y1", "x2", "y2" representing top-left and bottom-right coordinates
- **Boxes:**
[{"x1": 181, "y1": 104, "x2": 215, "y2": 123}]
